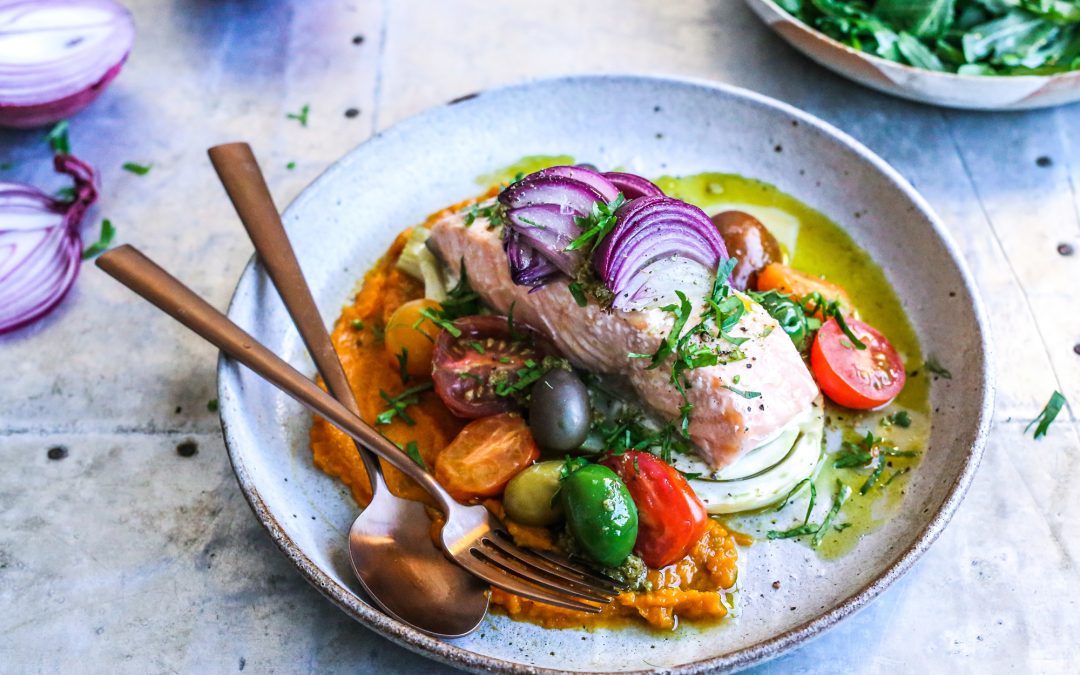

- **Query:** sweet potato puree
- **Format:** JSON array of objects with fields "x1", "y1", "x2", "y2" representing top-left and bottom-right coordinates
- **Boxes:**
[{"x1": 309, "y1": 206, "x2": 744, "y2": 631}]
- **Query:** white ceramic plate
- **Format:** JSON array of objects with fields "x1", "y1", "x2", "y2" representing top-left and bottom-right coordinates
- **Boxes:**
[
  {"x1": 744, "y1": 0, "x2": 1080, "y2": 111},
  {"x1": 218, "y1": 75, "x2": 994, "y2": 673}
]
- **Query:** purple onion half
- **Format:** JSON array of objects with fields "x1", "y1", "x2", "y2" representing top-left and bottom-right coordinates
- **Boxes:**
[
  {"x1": 0, "y1": 0, "x2": 136, "y2": 129},
  {"x1": 593, "y1": 196, "x2": 729, "y2": 311},
  {"x1": 503, "y1": 229, "x2": 560, "y2": 289}
]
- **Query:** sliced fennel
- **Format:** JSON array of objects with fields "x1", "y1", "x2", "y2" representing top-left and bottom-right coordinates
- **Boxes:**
[
  {"x1": 671, "y1": 401, "x2": 824, "y2": 514},
  {"x1": 395, "y1": 227, "x2": 447, "y2": 301}
]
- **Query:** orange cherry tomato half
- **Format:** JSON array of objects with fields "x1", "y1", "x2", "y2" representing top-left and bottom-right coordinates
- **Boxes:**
[
  {"x1": 811, "y1": 317, "x2": 906, "y2": 409},
  {"x1": 755, "y1": 263, "x2": 852, "y2": 319},
  {"x1": 384, "y1": 298, "x2": 441, "y2": 380},
  {"x1": 434, "y1": 413, "x2": 539, "y2": 502},
  {"x1": 601, "y1": 451, "x2": 710, "y2": 569}
]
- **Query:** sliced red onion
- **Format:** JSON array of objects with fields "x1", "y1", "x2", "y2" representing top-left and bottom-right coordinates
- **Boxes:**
[
  {"x1": 499, "y1": 174, "x2": 607, "y2": 215},
  {"x1": 0, "y1": 153, "x2": 98, "y2": 333},
  {"x1": 604, "y1": 172, "x2": 664, "y2": 199},
  {"x1": 593, "y1": 196, "x2": 729, "y2": 311},
  {"x1": 532, "y1": 165, "x2": 620, "y2": 203},
  {"x1": 0, "y1": 0, "x2": 136, "y2": 129},
  {"x1": 505, "y1": 203, "x2": 580, "y2": 274},
  {"x1": 503, "y1": 229, "x2": 559, "y2": 288}
]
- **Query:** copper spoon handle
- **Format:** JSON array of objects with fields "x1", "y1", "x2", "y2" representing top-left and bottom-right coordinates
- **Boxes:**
[
  {"x1": 95, "y1": 245, "x2": 454, "y2": 512},
  {"x1": 207, "y1": 142, "x2": 386, "y2": 492}
]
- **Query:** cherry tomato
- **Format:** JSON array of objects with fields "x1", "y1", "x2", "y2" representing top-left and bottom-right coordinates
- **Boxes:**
[
  {"x1": 384, "y1": 298, "x2": 441, "y2": 380},
  {"x1": 434, "y1": 413, "x2": 540, "y2": 501},
  {"x1": 601, "y1": 451, "x2": 710, "y2": 569},
  {"x1": 432, "y1": 314, "x2": 549, "y2": 418},
  {"x1": 811, "y1": 317, "x2": 906, "y2": 409},
  {"x1": 755, "y1": 263, "x2": 852, "y2": 318}
]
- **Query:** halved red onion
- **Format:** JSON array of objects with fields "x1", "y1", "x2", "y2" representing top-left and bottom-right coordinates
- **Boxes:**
[
  {"x1": 499, "y1": 174, "x2": 607, "y2": 215},
  {"x1": 0, "y1": 0, "x2": 135, "y2": 129},
  {"x1": 503, "y1": 229, "x2": 559, "y2": 288},
  {"x1": 593, "y1": 196, "x2": 729, "y2": 311},
  {"x1": 533, "y1": 165, "x2": 620, "y2": 202},
  {"x1": 604, "y1": 171, "x2": 664, "y2": 199},
  {"x1": 0, "y1": 153, "x2": 98, "y2": 333}
]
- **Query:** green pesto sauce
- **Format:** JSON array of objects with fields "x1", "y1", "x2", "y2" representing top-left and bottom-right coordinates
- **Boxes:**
[{"x1": 482, "y1": 160, "x2": 930, "y2": 560}]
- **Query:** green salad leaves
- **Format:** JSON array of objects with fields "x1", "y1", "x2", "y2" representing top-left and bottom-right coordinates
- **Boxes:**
[{"x1": 776, "y1": 0, "x2": 1080, "y2": 75}]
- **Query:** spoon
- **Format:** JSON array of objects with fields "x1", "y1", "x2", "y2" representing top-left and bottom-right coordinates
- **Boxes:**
[{"x1": 207, "y1": 143, "x2": 489, "y2": 638}]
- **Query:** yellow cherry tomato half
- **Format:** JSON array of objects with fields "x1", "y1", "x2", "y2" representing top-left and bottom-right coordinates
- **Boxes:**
[{"x1": 384, "y1": 298, "x2": 441, "y2": 380}]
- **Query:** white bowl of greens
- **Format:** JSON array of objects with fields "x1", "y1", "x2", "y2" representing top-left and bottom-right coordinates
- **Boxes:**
[{"x1": 745, "y1": 0, "x2": 1080, "y2": 110}]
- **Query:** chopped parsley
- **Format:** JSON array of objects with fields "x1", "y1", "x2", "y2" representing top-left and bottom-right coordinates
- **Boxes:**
[
  {"x1": 564, "y1": 194, "x2": 625, "y2": 253},
  {"x1": 881, "y1": 410, "x2": 912, "y2": 428},
  {"x1": 924, "y1": 356, "x2": 952, "y2": 379},
  {"x1": 286, "y1": 104, "x2": 310, "y2": 127},
  {"x1": 1027, "y1": 391, "x2": 1066, "y2": 440},
  {"x1": 375, "y1": 382, "x2": 432, "y2": 426},
  {"x1": 722, "y1": 384, "x2": 761, "y2": 399},
  {"x1": 567, "y1": 281, "x2": 588, "y2": 307},
  {"x1": 350, "y1": 319, "x2": 365, "y2": 330},
  {"x1": 438, "y1": 261, "x2": 483, "y2": 320},
  {"x1": 774, "y1": 478, "x2": 811, "y2": 512},
  {"x1": 468, "y1": 340, "x2": 485, "y2": 354},
  {"x1": 767, "y1": 481, "x2": 818, "y2": 540},
  {"x1": 207, "y1": 398, "x2": 219, "y2": 413},
  {"x1": 801, "y1": 292, "x2": 865, "y2": 349},
  {"x1": 462, "y1": 202, "x2": 507, "y2": 228},
  {"x1": 286, "y1": 161, "x2": 297, "y2": 170},
  {"x1": 81, "y1": 219, "x2": 116, "y2": 259},
  {"x1": 122, "y1": 162, "x2": 152, "y2": 176},
  {"x1": 55, "y1": 186, "x2": 76, "y2": 202},
  {"x1": 833, "y1": 431, "x2": 918, "y2": 468},
  {"x1": 46, "y1": 120, "x2": 70, "y2": 155},
  {"x1": 418, "y1": 307, "x2": 461, "y2": 337},
  {"x1": 404, "y1": 441, "x2": 426, "y2": 470},
  {"x1": 882, "y1": 467, "x2": 910, "y2": 487},
  {"x1": 812, "y1": 482, "x2": 851, "y2": 548}
]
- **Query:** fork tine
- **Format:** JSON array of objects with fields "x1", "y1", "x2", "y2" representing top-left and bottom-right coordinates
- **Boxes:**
[
  {"x1": 479, "y1": 537, "x2": 622, "y2": 600},
  {"x1": 462, "y1": 552, "x2": 604, "y2": 613},
  {"x1": 490, "y1": 530, "x2": 626, "y2": 591},
  {"x1": 483, "y1": 534, "x2": 622, "y2": 596},
  {"x1": 475, "y1": 542, "x2": 613, "y2": 604}
]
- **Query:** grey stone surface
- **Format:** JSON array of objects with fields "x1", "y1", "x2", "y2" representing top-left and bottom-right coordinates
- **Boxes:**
[{"x1": 0, "y1": 0, "x2": 1076, "y2": 673}]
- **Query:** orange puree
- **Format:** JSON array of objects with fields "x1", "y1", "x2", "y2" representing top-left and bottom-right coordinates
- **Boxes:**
[{"x1": 309, "y1": 198, "x2": 743, "y2": 631}]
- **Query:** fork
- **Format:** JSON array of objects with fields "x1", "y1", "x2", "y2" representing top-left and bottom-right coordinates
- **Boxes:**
[{"x1": 96, "y1": 245, "x2": 621, "y2": 612}]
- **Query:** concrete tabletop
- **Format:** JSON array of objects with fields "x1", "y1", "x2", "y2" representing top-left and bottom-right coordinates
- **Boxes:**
[{"x1": 1, "y1": 1, "x2": 1077, "y2": 673}]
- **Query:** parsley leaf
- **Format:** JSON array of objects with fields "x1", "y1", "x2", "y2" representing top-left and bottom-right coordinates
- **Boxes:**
[
  {"x1": 565, "y1": 194, "x2": 626, "y2": 253},
  {"x1": 924, "y1": 356, "x2": 952, "y2": 379},
  {"x1": 286, "y1": 104, "x2": 310, "y2": 127},
  {"x1": 567, "y1": 281, "x2": 588, "y2": 307},
  {"x1": 122, "y1": 162, "x2": 152, "y2": 176},
  {"x1": 46, "y1": 120, "x2": 70, "y2": 155},
  {"x1": 81, "y1": 219, "x2": 116, "y2": 259},
  {"x1": 396, "y1": 347, "x2": 410, "y2": 384},
  {"x1": 404, "y1": 441, "x2": 427, "y2": 470},
  {"x1": 375, "y1": 383, "x2": 433, "y2": 426},
  {"x1": 1026, "y1": 390, "x2": 1066, "y2": 440}
]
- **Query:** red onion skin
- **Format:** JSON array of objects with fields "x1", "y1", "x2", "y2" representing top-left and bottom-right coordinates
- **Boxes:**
[
  {"x1": 0, "y1": 153, "x2": 98, "y2": 334},
  {"x1": 0, "y1": 61, "x2": 125, "y2": 129}
]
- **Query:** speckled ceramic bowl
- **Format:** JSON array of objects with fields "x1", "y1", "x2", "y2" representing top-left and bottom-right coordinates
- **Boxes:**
[
  {"x1": 217, "y1": 75, "x2": 993, "y2": 673},
  {"x1": 744, "y1": 0, "x2": 1080, "y2": 110}
]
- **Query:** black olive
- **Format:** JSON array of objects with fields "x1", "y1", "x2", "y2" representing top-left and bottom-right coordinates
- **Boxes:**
[{"x1": 529, "y1": 369, "x2": 590, "y2": 452}]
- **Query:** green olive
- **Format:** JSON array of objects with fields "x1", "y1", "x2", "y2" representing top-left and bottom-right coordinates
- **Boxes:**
[
  {"x1": 528, "y1": 369, "x2": 590, "y2": 452},
  {"x1": 560, "y1": 464, "x2": 638, "y2": 567},
  {"x1": 503, "y1": 461, "x2": 565, "y2": 526}
]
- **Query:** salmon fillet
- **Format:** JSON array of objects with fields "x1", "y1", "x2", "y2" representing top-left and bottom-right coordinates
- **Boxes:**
[{"x1": 428, "y1": 210, "x2": 819, "y2": 469}]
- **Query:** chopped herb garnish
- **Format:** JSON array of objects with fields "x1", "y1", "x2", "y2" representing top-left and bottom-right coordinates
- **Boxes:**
[
  {"x1": 55, "y1": 186, "x2": 76, "y2": 202},
  {"x1": 859, "y1": 462, "x2": 887, "y2": 495},
  {"x1": 122, "y1": 162, "x2": 152, "y2": 176},
  {"x1": 207, "y1": 398, "x2": 219, "y2": 413},
  {"x1": 882, "y1": 410, "x2": 912, "y2": 428},
  {"x1": 286, "y1": 104, "x2": 310, "y2": 127},
  {"x1": 350, "y1": 319, "x2": 365, "y2": 330},
  {"x1": 722, "y1": 384, "x2": 761, "y2": 399},
  {"x1": 1026, "y1": 391, "x2": 1066, "y2": 440},
  {"x1": 924, "y1": 356, "x2": 952, "y2": 379},
  {"x1": 286, "y1": 161, "x2": 297, "y2": 170},
  {"x1": 419, "y1": 307, "x2": 462, "y2": 337},
  {"x1": 462, "y1": 202, "x2": 507, "y2": 228},
  {"x1": 375, "y1": 382, "x2": 433, "y2": 426},
  {"x1": 882, "y1": 467, "x2": 910, "y2": 487},
  {"x1": 812, "y1": 481, "x2": 851, "y2": 548},
  {"x1": 404, "y1": 441, "x2": 426, "y2": 470},
  {"x1": 801, "y1": 292, "x2": 865, "y2": 349},
  {"x1": 567, "y1": 281, "x2": 588, "y2": 307},
  {"x1": 81, "y1": 219, "x2": 116, "y2": 259},
  {"x1": 564, "y1": 194, "x2": 625, "y2": 253},
  {"x1": 469, "y1": 341, "x2": 485, "y2": 354},
  {"x1": 774, "y1": 478, "x2": 811, "y2": 512},
  {"x1": 438, "y1": 260, "x2": 483, "y2": 320},
  {"x1": 396, "y1": 348, "x2": 410, "y2": 383},
  {"x1": 46, "y1": 120, "x2": 70, "y2": 155},
  {"x1": 559, "y1": 455, "x2": 590, "y2": 480},
  {"x1": 833, "y1": 522, "x2": 852, "y2": 533}
]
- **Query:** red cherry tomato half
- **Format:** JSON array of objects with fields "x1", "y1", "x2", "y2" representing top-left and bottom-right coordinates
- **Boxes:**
[
  {"x1": 811, "y1": 317, "x2": 906, "y2": 409},
  {"x1": 601, "y1": 451, "x2": 710, "y2": 569},
  {"x1": 432, "y1": 315, "x2": 551, "y2": 418}
]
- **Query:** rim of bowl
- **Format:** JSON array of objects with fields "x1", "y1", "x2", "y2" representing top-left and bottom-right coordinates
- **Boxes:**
[
  {"x1": 217, "y1": 73, "x2": 996, "y2": 674},
  {"x1": 754, "y1": 0, "x2": 1080, "y2": 83}
]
